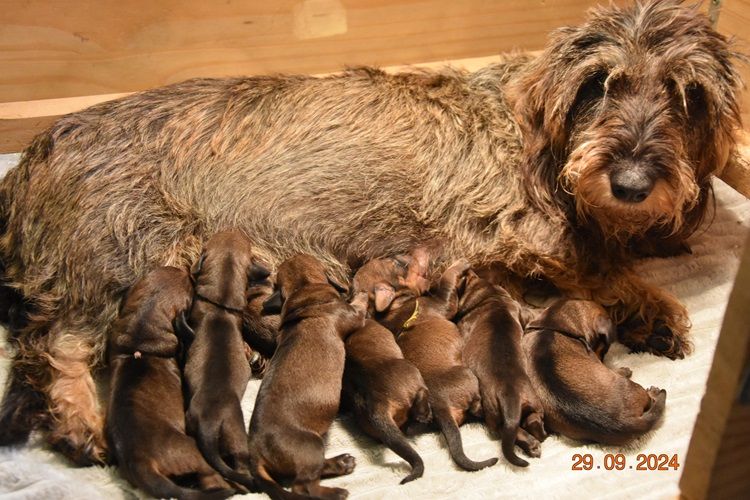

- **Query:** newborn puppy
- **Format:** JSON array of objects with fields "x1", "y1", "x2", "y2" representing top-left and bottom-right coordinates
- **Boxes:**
[
  {"x1": 107, "y1": 266, "x2": 233, "y2": 499},
  {"x1": 342, "y1": 253, "x2": 432, "y2": 484},
  {"x1": 377, "y1": 256, "x2": 498, "y2": 472},
  {"x1": 248, "y1": 254, "x2": 367, "y2": 500},
  {"x1": 457, "y1": 271, "x2": 546, "y2": 467},
  {"x1": 184, "y1": 231, "x2": 270, "y2": 488},
  {"x1": 523, "y1": 299, "x2": 667, "y2": 445}
]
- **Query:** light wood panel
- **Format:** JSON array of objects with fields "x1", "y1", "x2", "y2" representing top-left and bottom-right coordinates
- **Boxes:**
[
  {"x1": 0, "y1": 0, "x2": 617, "y2": 103},
  {"x1": 718, "y1": 0, "x2": 750, "y2": 130},
  {"x1": 680, "y1": 232, "x2": 750, "y2": 499}
]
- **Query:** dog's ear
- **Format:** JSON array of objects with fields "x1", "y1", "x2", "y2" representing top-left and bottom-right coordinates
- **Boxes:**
[
  {"x1": 173, "y1": 310, "x2": 195, "y2": 344},
  {"x1": 190, "y1": 254, "x2": 205, "y2": 281},
  {"x1": 248, "y1": 260, "x2": 271, "y2": 282},
  {"x1": 327, "y1": 275, "x2": 349, "y2": 296},
  {"x1": 592, "y1": 313, "x2": 615, "y2": 359},
  {"x1": 262, "y1": 290, "x2": 283, "y2": 315},
  {"x1": 374, "y1": 284, "x2": 396, "y2": 312}
]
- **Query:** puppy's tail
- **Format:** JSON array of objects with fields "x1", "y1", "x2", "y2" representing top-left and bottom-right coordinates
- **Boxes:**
[
  {"x1": 252, "y1": 462, "x2": 310, "y2": 500},
  {"x1": 497, "y1": 392, "x2": 529, "y2": 468},
  {"x1": 195, "y1": 423, "x2": 256, "y2": 491},
  {"x1": 433, "y1": 404, "x2": 498, "y2": 471},
  {"x1": 135, "y1": 466, "x2": 234, "y2": 500},
  {"x1": 368, "y1": 410, "x2": 425, "y2": 484}
]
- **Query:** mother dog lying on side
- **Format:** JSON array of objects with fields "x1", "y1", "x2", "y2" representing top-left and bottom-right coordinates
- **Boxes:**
[{"x1": 0, "y1": 0, "x2": 743, "y2": 464}]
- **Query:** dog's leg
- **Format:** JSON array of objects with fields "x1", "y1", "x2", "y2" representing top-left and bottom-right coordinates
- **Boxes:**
[
  {"x1": 44, "y1": 327, "x2": 107, "y2": 465},
  {"x1": 591, "y1": 270, "x2": 692, "y2": 359}
]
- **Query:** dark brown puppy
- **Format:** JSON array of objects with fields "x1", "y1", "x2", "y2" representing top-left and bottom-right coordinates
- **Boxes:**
[
  {"x1": 523, "y1": 300, "x2": 666, "y2": 445},
  {"x1": 107, "y1": 266, "x2": 233, "y2": 499},
  {"x1": 377, "y1": 258, "x2": 498, "y2": 472},
  {"x1": 342, "y1": 253, "x2": 432, "y2": 484},
  {"x1": 248, "y1": 254, "x2": 367, "y2": 500},
  {"x1": 457, "y1": 271, "x2": 546, "y2": 467},
  {"x1": 184, "y1": 231, "x2": 270, "y2": 488}
]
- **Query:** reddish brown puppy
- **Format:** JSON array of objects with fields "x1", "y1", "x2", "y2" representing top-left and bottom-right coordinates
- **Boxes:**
[
  {"x1": 107, "y1": 266, "x2": 233, "y2": 499},
  {"x1": 377, "y1": 258, "x2": 498, "y2": 472},
  {"x1": 342, "y1": 252, "x2": 432, "y2": 484},
  {"x1": 242, "y1": 274, "x2": 280, "y2": 377},
  {"x1": 457, "y1": 271, "x2": 546, "y2": 467},
  {"x1": 248, "y1": 254, "x2": 367, "y2": 500},
  {"x1": 183, "y1": 231, "x2": 270, "y2": 488},
  {"x1": 523, "y1": 300, "x2": 666, "y2": 445}
]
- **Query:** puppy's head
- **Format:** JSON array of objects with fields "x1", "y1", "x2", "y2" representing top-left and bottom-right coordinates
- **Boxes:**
[
  {"x1": 528, "y1": 299, "x2": 614, "y2": 358},
  {"x1": 510, "y1": 0, "x2": 743, "y2": 241},
  {"x1": 262, "y1": 254, "x2": 334, "y2": 312},
  {"x1": 112, "y1": 266, "x2": 193, "y2": 356},
  {"x1": 352, "y1": 247, "x2": 431, "y2": 313},
  {"x1": 193, "y1": 230, "x2": 270, "y2": 310}
]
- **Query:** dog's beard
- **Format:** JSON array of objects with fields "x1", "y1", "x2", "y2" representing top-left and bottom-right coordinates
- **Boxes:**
[{"x1": 560, "y1": 140, "x2": 700, "y2": 242}]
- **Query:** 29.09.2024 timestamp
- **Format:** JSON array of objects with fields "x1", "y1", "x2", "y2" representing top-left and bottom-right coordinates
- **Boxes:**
[{"x1": 571, "y1": 453, "x2": 680, "y2": 471}]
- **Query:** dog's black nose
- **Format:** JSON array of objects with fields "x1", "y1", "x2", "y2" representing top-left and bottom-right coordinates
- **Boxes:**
[{"x1": 610, "y1": 169, "x2": 654, "y2": 203}]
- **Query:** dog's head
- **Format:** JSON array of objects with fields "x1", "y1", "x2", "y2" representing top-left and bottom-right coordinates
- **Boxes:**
[
  {"x1": 527, "y1": 299, "x2": 615, "y2": 359},
  {"x1": 510, "y1": 0, "x2": 743, "y2": 241},
  {"x1": 352, "y1": 247, "x2": 431, "y2": 313},
  {"x1": 193, "y1": 230, "x2": 270, "y2": 310}
]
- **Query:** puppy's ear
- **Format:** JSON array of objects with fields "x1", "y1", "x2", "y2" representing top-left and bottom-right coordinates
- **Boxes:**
[
  {"x1": 190, "y1": 254, "x2": 205, "y2": 280},
  {"x1": 262, "y1": 290, "x2": 283, "y2": 315},
  {"x1": 248, "y1": 260, "x2": 271, "y2": 282},
  {"x1": 374, "y1": 284, "x2": 396, "y2": 312},
  {"x1": 592, "y1": 313, "x2": 615, "y2": 359},
  {"x1": 327, "y1": 275, "x2": 349, "y2": 296},
  {"x1": 173, "y1": 310, "x2": 195, "y2": 344}
]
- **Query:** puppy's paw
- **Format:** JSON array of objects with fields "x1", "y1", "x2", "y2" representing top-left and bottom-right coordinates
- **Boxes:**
[
  {"x1": 447, "y1": 258, "x2": 472, "y2": 276},
  {"x1": 617, "y1": 367, "x2": 633, "y2": 378},
  {"x1": 322, "y1": 454, "x2": 356, "y2": 477}
]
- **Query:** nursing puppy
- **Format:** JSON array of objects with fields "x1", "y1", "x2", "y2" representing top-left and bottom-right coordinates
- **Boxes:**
[
  {"x1": 523, "y1": 300, "x2": 667, "y2": 445},
  {"x1": 184, "y1": 231, "x2": 270, "y2": 488},
  {"x1": 342, "y1": 253, "x2": 432, "y2": 484},
  {"x1": 107, "y1": 266, "x2": 233, "y2": 499},
  {"x1": 378, "y1": 258, "x2": 498, "y2": 472},
  {"x1": 248, "y1": 254, "x2": 367, "y2": 500},
  {"x1": 457, "y1": 271, "x2": 546, "y2": 467}
]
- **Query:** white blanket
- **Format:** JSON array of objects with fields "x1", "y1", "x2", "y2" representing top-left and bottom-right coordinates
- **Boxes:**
[{"x1": 1, "y1": 150, "x2": 748, "y2": 499}]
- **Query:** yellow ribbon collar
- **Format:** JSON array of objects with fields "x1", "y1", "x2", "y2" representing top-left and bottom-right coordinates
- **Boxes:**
[{"x1": 400, "y1": 300, "x2": 421, "y2": 333}]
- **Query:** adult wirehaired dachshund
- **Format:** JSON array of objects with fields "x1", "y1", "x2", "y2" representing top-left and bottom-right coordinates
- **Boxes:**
[
  {"x1": 0, "y1": 0, "x2": 743, "y2": 462},
  {"x1": 106, "y1": 266, "x2": 234, "y2": 499}
]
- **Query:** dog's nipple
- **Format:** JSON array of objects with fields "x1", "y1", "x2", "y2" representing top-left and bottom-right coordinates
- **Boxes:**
[{"x1": 134, "y1": 351, "x2": 142, "y2": 359}]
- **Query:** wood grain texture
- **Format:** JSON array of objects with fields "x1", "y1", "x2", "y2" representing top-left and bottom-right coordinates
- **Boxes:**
[
  {"x1": 680, "y1": 232, "x2": 750, "y2": 500},
  {"x1": 0, "y1": 0, "x2": 622, "y2": 103},
  {"x1": 718, "y1": 0, "x2": 750, "y2": 130}
]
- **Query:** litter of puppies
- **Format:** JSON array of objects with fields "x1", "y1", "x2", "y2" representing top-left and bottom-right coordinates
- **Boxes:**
[{"x1": 105, "y1": 232, "x2": 666, "y2": 499}]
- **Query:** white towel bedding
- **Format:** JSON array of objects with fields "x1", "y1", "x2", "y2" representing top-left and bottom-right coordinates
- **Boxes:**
[{"x1": 1, "y1": 150, "x2": 748, "y2": 499}]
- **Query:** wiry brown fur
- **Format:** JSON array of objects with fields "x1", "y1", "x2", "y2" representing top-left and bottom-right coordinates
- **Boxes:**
[{"x1": 0, "y1": 0, "x2": 743, "y2": 463}]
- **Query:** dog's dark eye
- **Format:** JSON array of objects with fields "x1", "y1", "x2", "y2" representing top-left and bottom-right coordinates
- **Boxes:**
[{"x1": 567, "y1": 70, "x2": 607, "y2": 126}]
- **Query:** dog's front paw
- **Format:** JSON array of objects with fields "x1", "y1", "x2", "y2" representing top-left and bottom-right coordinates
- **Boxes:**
[{"x1": 619, "y1": 315, "x2": 692, "y2": 360}]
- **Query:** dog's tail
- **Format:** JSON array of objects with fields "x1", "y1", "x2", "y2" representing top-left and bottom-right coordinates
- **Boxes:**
[
  {"x1": 432, "y1": 403, "x2": 498, "y2": 471},
  {"x1": 495, "y1": 391, "x2": 529, "y2": 468},
  {"x1": 134, "y1": 466, "x2": 235, "y2": 500},
  {"x1": 252, "y1": 462, "x2": 311, "y2": 500},
  {"x1": 194, "y1": 420, "x2": 257, "y2": 491},
  {"x1": 368, "y1": 409, "x2": 426, "y2": 484}
]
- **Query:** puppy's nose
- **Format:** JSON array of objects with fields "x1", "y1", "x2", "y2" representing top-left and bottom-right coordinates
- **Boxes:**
[{"x1": 609, "y1": 168, "x2": 654, "y2": 203}]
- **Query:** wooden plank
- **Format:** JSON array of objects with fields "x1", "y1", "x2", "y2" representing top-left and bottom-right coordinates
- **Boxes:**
[
  {"x1": 717, "y1": 0, "x2": 750, "y2": 130},
  {"x1": 0, "y1": 0, "x2": 620, "y2": 104},
  {"x1": 680, "y1": 231, "x2": 750, "y2": 499}
]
